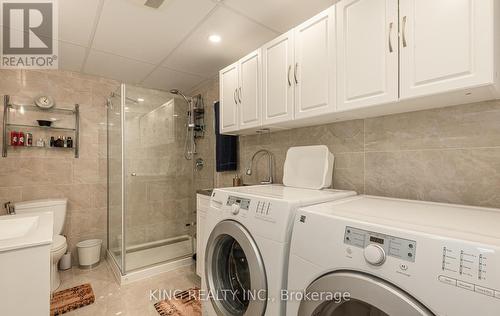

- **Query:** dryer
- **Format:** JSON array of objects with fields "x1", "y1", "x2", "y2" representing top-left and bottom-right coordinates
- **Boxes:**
[
  {"x1": 202, "y1": 185, "x2": 356, "y2": 316},
  {"x1": 287, "y1": 195, "x2": 500, "y2": 316}
]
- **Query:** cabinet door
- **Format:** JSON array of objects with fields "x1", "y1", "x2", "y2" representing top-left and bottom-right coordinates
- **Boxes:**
[
  {"x1": 400, "y1": 0, "x2": 494, "y2": 99},
  {"x1": 238, "y1": 49, "x2": 261, "y2": 129},
  {"x1": 336, "y1": 0, "x2": 399, "y2": 111},
  {"x1": 219, "y1": 63, "x2": 239, "y2": 133},
  {"x1": 294, "y1": 7, "x2": 336, "y2": 119},
  {"x1": 262, "y1": 31, "x2": 295, "y2": 125}
]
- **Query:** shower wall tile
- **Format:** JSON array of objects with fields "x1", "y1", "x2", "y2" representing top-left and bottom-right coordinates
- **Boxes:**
[{"x1": 0, "y1": 69, "x2": 119, "y2": 264}]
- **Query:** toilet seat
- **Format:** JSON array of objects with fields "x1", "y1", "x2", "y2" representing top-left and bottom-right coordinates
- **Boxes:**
[{"x1": 51, "y1": 235, "x2": 67, "y2": 252}]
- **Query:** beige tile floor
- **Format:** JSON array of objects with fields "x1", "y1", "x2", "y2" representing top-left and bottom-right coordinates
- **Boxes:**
[{"x1": 58, "y1": 262, "x2": 200, "y2": 316}]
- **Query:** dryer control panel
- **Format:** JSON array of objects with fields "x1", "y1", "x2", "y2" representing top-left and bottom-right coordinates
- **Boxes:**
[
  {"x1": 226, "y1": 196, "x2": 251, "y2": 210},
  {"x1": 344, "y1": 226, "x2": 417, "y2": 263}
]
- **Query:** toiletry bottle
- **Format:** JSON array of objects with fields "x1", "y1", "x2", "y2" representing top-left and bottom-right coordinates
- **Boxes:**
[
  {"x1": 26, "y1": 132, "x2": 33, "y2": 147},
  {"x1": 10, "y1": 131, "x2": 18, "y2": 146},
  {"x1": 233, "y1": 174, "x2": 242, "y2": 187},
  {"x1": 50, "y1": 136, "x2": 55, "y2": 147},
  {"x1": 67, "y1": 137, "x2": 73, "y2": 148},
  {"x1": 55, "y1": 136, "x2": 62, "y2": 147},
  {"x1": 18, "y1": 132, "x2": 25, "y2": 146},
  {"x1": 63, "y1": 136, "x2": 67, "y2": 148}
]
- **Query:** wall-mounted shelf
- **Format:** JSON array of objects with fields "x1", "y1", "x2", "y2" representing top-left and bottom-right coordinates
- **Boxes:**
[
  {"x1": 2, "y1": 95, "x2": 80, "y2": 158},
  {"x1": 6, "y1": 123, "x2": 76, "y2": 132}
]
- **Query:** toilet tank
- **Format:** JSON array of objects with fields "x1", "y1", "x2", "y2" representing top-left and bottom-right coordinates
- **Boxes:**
[{"x1": 14, "y1": 198, "x2": 68, "y2": 235}]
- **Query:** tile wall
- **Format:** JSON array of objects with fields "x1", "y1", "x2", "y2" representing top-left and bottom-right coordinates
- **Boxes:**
[{"x1": 0, "y1": 70, "x2": 118, "y2": 263}]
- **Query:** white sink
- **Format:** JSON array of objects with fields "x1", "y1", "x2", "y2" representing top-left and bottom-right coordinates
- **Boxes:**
[
  {"x1": 0, "y1": 216, "x2": 39, "y2": 240},
  {"x1": 0, "y1": 212, "x2": 53, "y2": 252}
]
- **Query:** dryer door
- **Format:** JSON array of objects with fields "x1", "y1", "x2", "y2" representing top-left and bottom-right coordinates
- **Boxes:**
[
  {"x1": 298, "y1": 271, "x2": 435, "y2": 316},
  {"x1": 205, "y1": 220, "x2": 267, "y2": 315}
]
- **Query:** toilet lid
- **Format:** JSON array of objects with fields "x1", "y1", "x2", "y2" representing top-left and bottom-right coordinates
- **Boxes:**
[{"x1": 52, "y1": 235, "x2": 67, "y2": 251}]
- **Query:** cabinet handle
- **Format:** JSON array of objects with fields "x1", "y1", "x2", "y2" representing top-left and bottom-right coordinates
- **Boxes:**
[
  {"x1": 388, "y1": 22, "x2": 394, "y2": 53},
  {"x1": 287, "y1": 65, "x2": 292, "y2": 86},
  {"x1": 402, "y1": 16, "x2": 407, "y2": 48},
  {"x1": 234, "y1": 89, "x2": 238, "y2": 104},
  {"x1": 294, "y1": 63, "x2": 299, "y2": 84},
  {"x1": 238, "y1": 87, "x2": 242, "y2": 103}
]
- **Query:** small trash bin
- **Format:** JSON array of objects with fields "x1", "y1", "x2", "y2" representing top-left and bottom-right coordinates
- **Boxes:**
[{"x1": 76, "y1": 239, "x2": 102, "y2": 269}]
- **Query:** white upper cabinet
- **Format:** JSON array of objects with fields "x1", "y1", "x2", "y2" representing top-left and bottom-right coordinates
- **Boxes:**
[
  {"x1": 219, "y1": 0, "x2": 498, "y2": 135},
  {"x1": 262, "y1": 31, "x2": 295, "y2": 125},
  {"x1": 219, "y1": 63, "x2": 239, "y2": 133},
  {"x1": 294, "y1": 7, "x2": 336, "y2": 119},
  {"x1": 399, "y1": 0, "x2": 494, "y2": 99},
  {"x1": 239, "y1": 50, "x2": 262, "y2": 129},
  {"x1": 336, "y1": 0, "x2": 399, "y2": 111}
]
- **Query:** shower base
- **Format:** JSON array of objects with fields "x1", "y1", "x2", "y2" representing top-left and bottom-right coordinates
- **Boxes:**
[{"x1": 107, "y1": 235, "x2": 194, "y2": 285}]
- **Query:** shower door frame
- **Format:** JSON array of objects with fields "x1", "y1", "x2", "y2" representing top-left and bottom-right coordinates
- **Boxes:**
[
  {"x1": 107, "y1": 83, "x2": 127, "y2": 276},
  {"x1": 119, "y1": 83, "x2": 126, "y2": 274}
]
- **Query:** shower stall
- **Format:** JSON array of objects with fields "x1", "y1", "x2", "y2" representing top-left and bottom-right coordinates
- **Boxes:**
[{"x1": 107, "y1": 83, "x2": 199, "y2": 282}]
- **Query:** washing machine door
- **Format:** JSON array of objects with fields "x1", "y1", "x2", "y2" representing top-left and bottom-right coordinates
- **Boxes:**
[
  {"x1": 298, "y1": 271, "x2": 435, "y2": 316},
  {"x1": 205, "y1": 220, "x2": 267, "y2": 316}
]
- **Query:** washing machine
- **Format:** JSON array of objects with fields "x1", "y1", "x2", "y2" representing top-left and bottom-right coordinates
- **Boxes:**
[
  {"x1": 202, "y1": 184, "x2": 356, "y2": 316},
  {"x1": 287, "y1": 195, "x2": 500, "y2": 316}
]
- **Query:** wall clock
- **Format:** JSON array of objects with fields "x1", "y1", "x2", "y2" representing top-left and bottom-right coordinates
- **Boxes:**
[{"x1": 34, "y1": 95, "x2": 55, "y2": 109}]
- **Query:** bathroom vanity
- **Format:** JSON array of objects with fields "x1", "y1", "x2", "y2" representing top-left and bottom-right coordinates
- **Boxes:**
[{"x1": 0, "y1": 212, "x2": 53, "y2": 316}]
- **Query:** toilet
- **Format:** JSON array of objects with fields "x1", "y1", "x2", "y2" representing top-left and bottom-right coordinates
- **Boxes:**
[{"x1": 14, "y1": 198, "x2": 68, "y2": 292}]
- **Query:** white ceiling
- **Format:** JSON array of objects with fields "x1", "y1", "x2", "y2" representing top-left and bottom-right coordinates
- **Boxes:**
[{"x1": 56, "y1": 0, "x2": 336, "y2": 92}]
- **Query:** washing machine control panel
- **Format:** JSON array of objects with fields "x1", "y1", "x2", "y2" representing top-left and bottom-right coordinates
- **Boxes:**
[
  {"x1": 344, "y1": 226, "x2": 417, "y2": 263},
  {"x1": 226, "y1": 196, "x2": 251, "y2": 210}
]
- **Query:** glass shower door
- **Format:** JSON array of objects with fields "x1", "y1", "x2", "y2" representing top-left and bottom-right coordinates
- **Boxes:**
[{"x1": 123, "y1": 85, "x2": 195, "y2": 273}]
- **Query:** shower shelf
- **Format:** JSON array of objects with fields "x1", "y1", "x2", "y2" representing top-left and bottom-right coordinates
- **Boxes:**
[{"x1": 2, "y1": 95, "x2": 80, "y2": 158}]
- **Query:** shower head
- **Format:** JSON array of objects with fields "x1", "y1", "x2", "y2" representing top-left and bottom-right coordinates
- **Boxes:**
[{"x1": 170, "y1": 89, "x2": 191, "y2": 105}]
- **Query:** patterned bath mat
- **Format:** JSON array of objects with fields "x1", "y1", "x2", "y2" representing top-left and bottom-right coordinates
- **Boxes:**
[
  {"x1": 50, "y1": 283, "x2": 95, "y2": 316},
  {"x1": 154, "y1": 287, "x2": 201, "y2": 316}
]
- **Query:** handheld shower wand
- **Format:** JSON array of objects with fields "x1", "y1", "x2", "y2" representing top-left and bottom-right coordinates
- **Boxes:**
[{"x1": 170, "y1": 89, "x2": 196, "y2": 160}]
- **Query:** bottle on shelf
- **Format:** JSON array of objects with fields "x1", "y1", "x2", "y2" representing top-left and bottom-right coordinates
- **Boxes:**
[
  {"x1": 67, "y1": 137, "x2": 73, "y2": 148},
  {"x1": 50, "y1": 136, "x2": 55, "y2": 147},
  {"x1": 18, "y1": 132, "x2": 25, "y2": 146},
  {"x1": 26, "y1": 132, "x2": 33, "y2": 147},
  {"x1": 54, "y1": 136, "x2": 63, "y2": 147},
  {"x1": 10, "y1": 131, "x2": 18, "y2": 146}
]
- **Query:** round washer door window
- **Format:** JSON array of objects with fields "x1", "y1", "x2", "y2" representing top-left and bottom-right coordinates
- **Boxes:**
[
  {"x1": 298, "y1": 271, "x2": 435, "y2": 316},
  {"x1": 205, "y1": 220, "x2": 267, "y2": 315}
]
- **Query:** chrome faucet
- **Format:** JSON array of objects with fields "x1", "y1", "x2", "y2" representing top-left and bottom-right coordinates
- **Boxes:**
[
  {"x1": 245, "y1": 149, "x2": 274, "y2": 184},
  {"x1": 4, "y1": 201, "x2": 15, "y2": 215}
]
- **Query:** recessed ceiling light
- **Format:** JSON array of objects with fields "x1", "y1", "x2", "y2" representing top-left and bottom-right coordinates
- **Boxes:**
[
  {"x1": 137, "y1": 98, "x2": 144, "y2": 102},
  {"x1": 208, "y1": 34, "x2": 221, "y2": 43}
]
